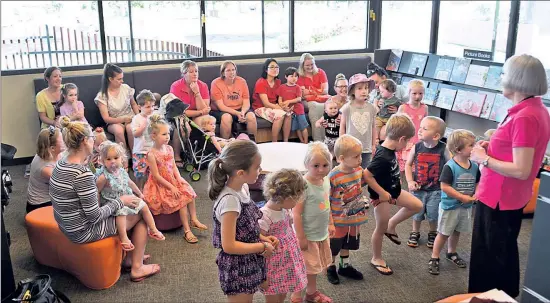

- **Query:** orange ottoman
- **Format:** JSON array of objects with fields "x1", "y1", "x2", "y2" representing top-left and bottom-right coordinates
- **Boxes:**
[
  {"x1": 523, "y1": 178, "x2": 540, "y2": 214},
  {"x1": 153, "y1": 211, "x2": 182, "y2": 231},
  {"x1": 25, "y1": 206, "x2": 122, "y2": 290}
]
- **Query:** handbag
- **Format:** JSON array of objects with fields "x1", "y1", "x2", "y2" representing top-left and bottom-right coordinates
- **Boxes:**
[{"x1": 9, "y1": 275, "x2": 70, "y2": 303}]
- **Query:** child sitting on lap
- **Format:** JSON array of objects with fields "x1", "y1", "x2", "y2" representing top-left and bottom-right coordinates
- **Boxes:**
[{"x1": 375, "y1": 79, "x2": 401, "y2": 144}]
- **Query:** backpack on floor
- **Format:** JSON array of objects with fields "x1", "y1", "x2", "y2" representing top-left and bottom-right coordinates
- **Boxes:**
[{"x1": 9, "y1": 275, "x2": 70, "y2": 303}]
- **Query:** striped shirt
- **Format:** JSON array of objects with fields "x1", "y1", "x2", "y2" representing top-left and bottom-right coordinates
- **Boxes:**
[
  {"x1": 49, "y1": 159, "x2": 122, "y2": 244},
  {"x1": 329, "y1": 166, "x2": 368, "y2": 227}
]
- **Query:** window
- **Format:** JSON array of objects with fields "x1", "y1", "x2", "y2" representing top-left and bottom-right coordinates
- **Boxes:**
[
  {"x1": 294, "y1": 1, "x2": 369, "y2": 52},
  {"x1": 437, "y1": 1, "x2": 510, "y2": 63},
  {"x1": 0, "y1": 1, "x2": 101, "y2": 70},
  {"x1": 102, "y1": 1, "x2": 131, "y2": 63},
  {"x1": 516, "y1": 1, "x2": 550, "y2": 68},
  {"x1": 264, "y1": 1, "x2": 290, "y2": 53},
  {"x1": 381, "y1": 1, "x2": 432, "y2": 53}
]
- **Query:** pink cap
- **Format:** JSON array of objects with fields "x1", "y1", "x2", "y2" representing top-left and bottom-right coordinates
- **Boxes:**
[{"x1": 348, "y1": 73, "x2": 369, "y2": 87}]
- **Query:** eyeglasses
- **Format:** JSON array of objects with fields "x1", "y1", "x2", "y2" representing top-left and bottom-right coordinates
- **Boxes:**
[
  {"x1": 335, "y1": 85, "x2": 347, "y2": 89},
  {"x1": 268, "y1": 66, "x2": 279, "y2": 70}
]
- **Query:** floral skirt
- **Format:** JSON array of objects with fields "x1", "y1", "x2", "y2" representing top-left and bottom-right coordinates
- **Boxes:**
[{"x1": 254, "y1": 107, "x2": 290, "y2": 123}]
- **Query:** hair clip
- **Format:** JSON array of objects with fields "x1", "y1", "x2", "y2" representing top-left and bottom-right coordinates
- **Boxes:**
[{"x1": 48, "y1": 125, "x2": 56, "y2": 136}]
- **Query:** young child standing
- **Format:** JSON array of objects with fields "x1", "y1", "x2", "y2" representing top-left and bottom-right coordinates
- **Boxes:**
[
  {"x1": 340, "y1": 73, "x2": 377, "y2": 169},
  {"x1": 143, "y1": 114, "x2": 207, "y2": 244},
  {"x1": 364, "y1": 114, "x2": 423, "y2": 275},
  {"x1": 292, "y1": 142, "x2": 334, "y2": 303},
  {"x1": 315, "y1": 100, "x2": 341, "y2": 155},
  {"x1": 131, "y1": 89, "x2": 156, "y2": 190},
  {"x1": 207, "y1": 140, "x2": 278, "y2": 303},
  {"x1": 375, "y1": 79, "x2": 401, "y2": 143},
  {"x1": 59, "y1": 83, "x2": 88, "y2": 124},
  {"x1": 278, "y1": 67, "x2": 308, "y2": 143},
  {"x1": 429, "y1": 130, "x2": 479, "y2": 275},
  {"x1": 259, "y1": 169, "x2": 308, "y2": 303},
  {"x1": 405, "y1": 116, "x2": 451, "y2": 248},
  {"x1": 95, "y1": 141, "x2": 165, "y2": 251},
  {"x1": 326, "y1": 135, "x2": 368, "y2": 285}
]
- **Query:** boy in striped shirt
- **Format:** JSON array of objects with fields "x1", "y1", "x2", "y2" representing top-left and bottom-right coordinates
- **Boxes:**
[{"x1": 326, "y1": 135, "x2": 369, "y2": 285}]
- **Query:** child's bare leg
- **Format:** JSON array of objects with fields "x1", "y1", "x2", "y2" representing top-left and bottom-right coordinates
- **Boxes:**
[
  {"x1": 412, "y1": 220, "x2": 422, "y2": 232},
  {"x1": 187, "y1": 199, "x2": 207, "y2": 230},
  {"x1": 431, "y1": 233, "x2": 449, "y2": 259},
  {"x1": 375, "y1": 125, "x2": 383, "y2": 142},
  {"x1": 428, "y1": 220, "x2": 438, "y2": 233},
  {"x1": 371, "y1": 202, "x2": 391, "y2": 267},
  {"x1": 291, "y1": 289, "x2": 303, "y2": 302},
  {"x1": 265, "y1": 293, "x2": 286, "y2": 303},
  {"x1": 447, "y1": 231, "x2": 460, "y2": 254},
  {"x1": 380, "y1": 124, "x2": 387, "y2": 141},
  {"x1": 305, "y1": 274, "x2": 318, "y2": 296},
  {"x1": 178, "y1": 207, "x2": 191, "y2": 232},
  {"x1": 227, "y1": 293, "x2": 253, "y2": 303},
  {"x1": 140, "y1": 204, "x2": 164, "y2": 240},
  {"x1": 117, "y1": 215, "x2": 133, "y2": 250},
  {"x1": 387, "y1": 190, "x2": 423, "y2": 235},
  {"x1": 301, "y1": 128, "x2": 309, "y2": 144}
]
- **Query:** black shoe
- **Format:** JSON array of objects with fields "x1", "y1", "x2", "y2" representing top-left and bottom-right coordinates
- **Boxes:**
[
  {"x1": 338, "y1": 264, "x2": 364, "y2": 280},
  {"x1": 427, "y1": 231, "x2": 437, "y2": 248},
  {"x1": 407, "y1": 231, "x2": 420, "y2": 248},
  {"x1": 428, "y1": 258, "x2": 440, "y2": 275},
  {"x1": 326, "y1": 265, "x2": 340, "y2": 284}
]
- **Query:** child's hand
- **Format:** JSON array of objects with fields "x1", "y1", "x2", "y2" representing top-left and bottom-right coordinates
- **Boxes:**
[
  {"x1": 298, "y1": 237, "x2": 308, "y2": 251},
  {"x1": 139, "y1": 193, "x2": 145, "y2": 200},
  {"x1": 408, "y1": 181, "x2": 420, "y2": 191},
  {"x1": 461, "y1": 195, "x2": 477, "y2": 204},
  {"x1": 265, "y1": 236, "x2": 279, "y2": 249},
  {"x1": 262, "y1": 242, "x2": 275, "y2": 258},
  {"x1": 170, "y1": 186, "x2": 181, "y2": 199},
  {"x1": 380, "y1": 191, "x2": 392, "y2": 202},
  {"x1": 328, "y1": 224, "x2": 336, "y2": 238}
]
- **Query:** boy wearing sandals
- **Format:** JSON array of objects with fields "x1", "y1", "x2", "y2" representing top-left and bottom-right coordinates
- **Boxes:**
[
  {"x1": 429, "y1": 130, "x2": 479, "y2": 275},
  {"x1": 405, "y1": 116, "x2": 451, "y2": 248}
]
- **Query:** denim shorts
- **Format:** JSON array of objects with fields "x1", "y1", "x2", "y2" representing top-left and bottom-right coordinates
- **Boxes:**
[
  {"x1": 412, "y1": 190, "x2": 441, "y2": 222},
  {"x1": 437, "y1": 206, "x2": 472, "y2": 236},
  {"x1": 291, "y1": 114, "x2": 309, "y2": 131}
]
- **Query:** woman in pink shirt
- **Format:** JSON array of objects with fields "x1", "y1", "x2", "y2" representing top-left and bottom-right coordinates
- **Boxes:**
[
  {"x1": 469, "y1": 54, "x2": 550, "y2": 298},
  {"x1": 169, "y1": 60, "x2": 211, "y2": 166}
]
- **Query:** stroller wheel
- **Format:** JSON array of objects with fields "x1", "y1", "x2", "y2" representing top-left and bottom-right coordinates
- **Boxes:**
[
  {"x1": 189, "y1": 171, "x2": 201, "y2": 182},
  {"x1": 184, "y1": 163, "x2": 195, "y2": 172}
]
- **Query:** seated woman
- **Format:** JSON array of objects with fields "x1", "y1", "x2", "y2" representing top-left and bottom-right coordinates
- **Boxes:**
[
  {"x1": 95, "y1": 63, "x2": 139, "y2": 151},
  {"x1": 50, "y1": 117, "x2": 160, "y2": 282},
  {"x1": 26, "y1": 126, "x2": 65, "y2": 213},
  {"x1": 252, "y1": 58, "x2": 292, "y2": 142},
  {"x1": 210, "y1": 61, "x2": 257, "y2": 141},
  {"x1": 36, "y1": 67, "x2": 63, "y2": 129},
  {"x1": 170, "y1": 60, "x2": 211, "y2": 167}
]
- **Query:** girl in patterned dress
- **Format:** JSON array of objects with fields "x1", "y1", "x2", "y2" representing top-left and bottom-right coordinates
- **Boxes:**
[
  {"x1": 96, "y1": 141, "x2": 165, "y2": 251},
  {"x1": 208, "y1": 140, "x2": 279, "y2": 303},
  {"x1": 143, "y1": 114, "x2": 207, "y2": 244},
  {"x1": 259, "y1": 169, "x2": 308, "y2": 303}
]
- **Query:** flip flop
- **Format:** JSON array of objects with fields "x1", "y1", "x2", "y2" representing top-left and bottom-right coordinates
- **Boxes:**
[
  {"x1": 121, "y1": 242, "x2": 135, "y2": 251},
  {"x1": 148, "y1": 230, "x2": 166, "y2": 241},
  {"x1": 130, "y1": 264, "x2": 161, "y2": 282},
  {"x1": 384, "y1": 232, "x2": 402, "y2": 245},
  {"x1": 122, "y1": 254, "x2": 151, "y2": 272},
  {"x1": 184, "y1": 230, "x2": 198, "y2": 244},
  {"x1": 191, "y1": 221, "x2": 208, "y2": 231},
  {"x1": 370, "y1": 262, "x2": 393, "y2": 275}
]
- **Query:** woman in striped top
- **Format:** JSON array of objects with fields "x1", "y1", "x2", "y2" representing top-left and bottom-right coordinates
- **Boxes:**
[{"x1": 50, "y1": 116, "x2": 160, "y2": 282}]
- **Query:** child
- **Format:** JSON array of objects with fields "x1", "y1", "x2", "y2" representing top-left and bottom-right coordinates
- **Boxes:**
[
  {"x1": 279, "y1": 67, "x2": 308, "y2": 144},
  {"x1": 196, "y1": 115, "x2": 225, "y2": 153},
  {"x1": 292, "y1": 142, "x2": 334, "y2": 303},
  {"x1": 326, "y1": 135, "x2": 368, "y2": 285},
  {"x1": 429, "y1": 130, "x2": 479, "y2": 275},
  {"x1": 396, "y1": 80, "x2": 428, "y2": 188},
  {"x1": 315, "y1": 100, "x2": 341, "y2": 155},
  {"x1": 405, "y1": 116, "x2": 451, "y2": 248},
  {"x1": 143, "y1": 114, "x2": 207, "y2": 244},
  {"x1": 59, "y1": 83, "x2": 88, "y2": 124},
  {"x1": 340, "y1": 73, "x2": 377, "y2": 169},
  {"x1": 89, "y1": 127, "x2": 107, "y2": 173},
  {"x1": 131, "y1": 89, "x2": 156, "y2": 190},
  {"x1": 375, "y1": 79, "x2": 401, "y2": 143},
  {"x1": 259, "y1": 168, "x2": 308, "y2": 303},
  {"x1": 364, "y1": 114, "x2": 423, "y2": 275},
  {"x1": 207, "y1": 140, "x2": 278, "y2": 302},
  {"x1": 95, "y1": 141, "x2": 165, "y2": 251}
]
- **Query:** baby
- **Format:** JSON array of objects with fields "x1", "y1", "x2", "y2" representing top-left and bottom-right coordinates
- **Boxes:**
[
  {"x1": 196, "y1": 115, "x2": 229, "y2": 153},
  {"x1": 315, "y1": 100, "x2": 341, "y2": 155}
]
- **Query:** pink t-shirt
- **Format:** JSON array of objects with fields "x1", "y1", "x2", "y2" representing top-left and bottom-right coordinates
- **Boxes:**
[
  {"x1": 169, "y1": 78, "x2": 210, "y2": 110},
  {"x1": 401, "y1": 103, "x2": 427, "y2": 145},
  {"x1": 252, "y1": 78, "x2": 281, "y2": 110},
  {"x1": 59, "y1": 101, "x2": 88, "y2": 124},
  {"x1": 477, "y1": 97, "x2": 550, "y2": 210},
  {"x1": 297, "y1": 68, "x2": 328, "y2": 91}
]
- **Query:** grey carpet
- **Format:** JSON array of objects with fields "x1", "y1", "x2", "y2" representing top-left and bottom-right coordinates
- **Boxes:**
[{"x1": 2, "y1": 164, "x2": 533, "y2": 302}]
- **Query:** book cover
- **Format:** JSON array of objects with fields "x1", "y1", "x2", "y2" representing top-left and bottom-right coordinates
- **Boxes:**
[
  {"x1": 489, "y1": 94, "x2": 513, "y2": 122},
  {"x1": 542, "y1": 69, "x2": 550, "y2": 100},
  {"x1": 464, "y1": 65, "x2": 489, "y2": 87},
  {"x1": 407, "y1": 54, "x2": 428, "y2": 76},
  {"x1": 386, "y1": 49, "x2": 403, "y2": 71},
  {"x1": 479, "y1": 91, "x2": 496, "y2": 119},
  {"x1": 444, "y1": 127, "x2": 455, "y2": 139},
  {"x1": 450, "y1": 58, "x2": 472, "y2": 83},
  {"x1": 484, "y1": 65, "x2": 503, "y2": 90},
  {"x1": 435, "y1": 88, "x2": 457, "y2": 110},
  {"x1": 423, "y1": 88, "x2": 438, "y2": 106},
  {"x1": 434, "y1": 58, "x2": 456, "y2": 81},
  {"x1": 452, "y1": 90, "x2": 486, "y2": 117}
]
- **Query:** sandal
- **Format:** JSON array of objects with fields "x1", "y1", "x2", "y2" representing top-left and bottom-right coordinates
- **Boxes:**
[
  {"x1": 184, "y1": 230, "x2": 198, "y2": 244},
  {"x1": 428, "y1": 258, "x2": 440, "y2": 275},
  {"x1": 305, "y1": 290, "x2": 332, "y2": 303},
  {"x1": 121, "y1": 241, "x2": 135, "y2": 251},
  {"x1": 427, "y1": 231, "x2": 437, "y2": 248},
  {"x1": 122, "y1": 254, "x2": 151, "y2": 272},
  {"x1": 370, "y1": 261, "x2": 393, "y2": 275},
  {"x1": 148, "y1": 230, "x2": 166, "y2": 241},
  {"x1": 407, "y1": 231, "x2": 420, "y2": 248},
  {"x1": 290, "y1": 296, "x2": 304, "y2": 303},
  {"x1": 175, "y1": 160, "x2": 184, "y2": 169},
  {"x1": 191, "y1": 220, "x2": 208, "y2": 231},
  {"x1": 446, "y1": 252, "x2": 467, "y2": 268},
  {"x1": 130, "y1": 264, "x2": 161, "y2": 282},
  {"x1": 384, "y1": 232, "x2": 402, "y2": 245}
]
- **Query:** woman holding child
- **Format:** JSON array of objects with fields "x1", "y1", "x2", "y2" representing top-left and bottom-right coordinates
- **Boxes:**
[
  {"x1": 36, "y1": 67, "x2": 63, "y2": 129},
  {"x1": 469, "y1": 54, "x2": 550, "y2": 297}
]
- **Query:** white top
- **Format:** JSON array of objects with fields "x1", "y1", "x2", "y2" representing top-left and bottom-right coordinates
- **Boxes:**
[
  {"x1": 131, "y1": 114, "x2": 153, "y2": 154},
  {"x1": 213, "y1": 183, "x2": 252, "y2": 221},
  {"x1": 94, "y1": 84, "x2": 135, "y2": 119},
  {"x1": 258, "y1": 207, "x2": 291, "y2": 232},
  {"x1": 257, "y1": 142, "x2": 308, "y2": 173}
]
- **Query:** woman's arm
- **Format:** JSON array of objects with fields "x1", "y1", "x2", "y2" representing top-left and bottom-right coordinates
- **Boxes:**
[
  {"x1": 184, "y1": 109, "x2": 206, "y2": 118},
  {"x1": 220, "y1": 211, "x2": 266, "y2": 255},
  {"x1": 474, "y1": 147, "x2": 536, "y2": 180},
  {"x1": 241, "y1": 98, "x2": 251, "y2": 113},
  {"x1": 259, "y1": 94, "x2": 281, "y2": 110},
  {"x1": 319, "y1": 82, "x2": 329, "y2": 95},
  {"x1": 76, "y1": 171, "x2": 121, "y2": 224},
  {"x1": 38, "y1": 112, "x2": 57, "y2": 126},
  {"x1": 148, "y1": 153, "x2": 176, "y2": 189},
  {"x1": 97, "y1": 102, "x2": 124, "y2": 124}
]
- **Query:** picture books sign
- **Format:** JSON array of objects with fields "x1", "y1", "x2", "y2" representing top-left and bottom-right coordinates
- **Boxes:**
[{"x1": 463, "y1": 49, "x2": 493, "y2": 61}]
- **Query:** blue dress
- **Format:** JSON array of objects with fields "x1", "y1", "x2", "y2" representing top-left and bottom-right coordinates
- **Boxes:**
[{"x1": 97, "y1": 167, "x2": 145, "y2": 216}]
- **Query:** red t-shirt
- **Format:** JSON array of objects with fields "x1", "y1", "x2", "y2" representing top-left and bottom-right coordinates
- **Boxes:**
[
  {"x1": 169, "y1": 78, "x2": 210, "y2": 110},
  {"x1": 278, "y1": 83, "x2": 304, "y2": 115},
  {"x1": 297, "y1": 68, "x2": 328, "y2": 91},
  {"x1": 252, "y1": 78, "x2": 281, "y2": 110}
]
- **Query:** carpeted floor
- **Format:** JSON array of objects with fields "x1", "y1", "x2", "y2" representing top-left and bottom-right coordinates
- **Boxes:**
[{"x1": 2, "y1": 163, "x2": 533, "y2": 302}]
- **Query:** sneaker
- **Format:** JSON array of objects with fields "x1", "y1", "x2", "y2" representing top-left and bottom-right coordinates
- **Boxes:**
[
  {"x1": 326, "y1": 265, "x2": 340, "y2": 285},
  {"x1": 427, "y1": 231, "x2": 437, "y2": 248},
  {"x1": 407, "y1": 231, "x2": 420, "y2": 248},
  {"x1": 338, "y1": 264, "x2": 364, "y2": 280}
]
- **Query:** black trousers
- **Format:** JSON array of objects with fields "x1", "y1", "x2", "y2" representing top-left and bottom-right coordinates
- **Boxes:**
[
  {"x1": 468, "y1": 201, "x2": 523, "y2": 298},
  {"x1": 26, "y1": 201, "x2": 52, "y2": 214}
]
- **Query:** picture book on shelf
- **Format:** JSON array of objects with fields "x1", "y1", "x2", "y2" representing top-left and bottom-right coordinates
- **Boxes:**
[
  {"x1": 449, "y1": 58, "x2": 472, "y2": 83},
  {"x1": 464, "y1": 65, "x2": 489, "y2": 87},
  {"x1": 434, "y1": 58, "x2": 456, "y2": 81},
  {"x1": 436, "y1": 88, "x2": 457, "y2": 110},
  {"x1": 452, "y1": 90, "x2": 486, "y2": 117},
  {"x1": 489, "y1": 94, "x2": 513, "y2": 122},
  {"x1": 444, "y1": 127, "x2": 455, "y2": 139},
  {"x1": 423, "y1": 88, "x2": 438, "y2": 106},
  {"x1": 484, "y1": 65, "x2": 503, "y2": 90},
  {"x1": 386, "y1": 49, "x2": 403, "y2": 71},
  {"x1": 479, "y1": 91, "x2": 496, "y2": 119},
  {"x1": 407, "y1": 54, "x2": 428, "y2": 76},
  {"x1": 401, "y1": 77, "x2": 427, "y2": 88}
]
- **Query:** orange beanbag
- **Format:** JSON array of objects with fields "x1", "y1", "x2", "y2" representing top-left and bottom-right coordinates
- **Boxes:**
[{"x1": 25, "y1": 206, "x2": 122, "y2": 290}]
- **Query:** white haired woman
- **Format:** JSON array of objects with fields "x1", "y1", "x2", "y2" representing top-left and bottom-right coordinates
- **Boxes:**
[{"x1": 469, "y1": 54, "x2": 550, "y2": 297}]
